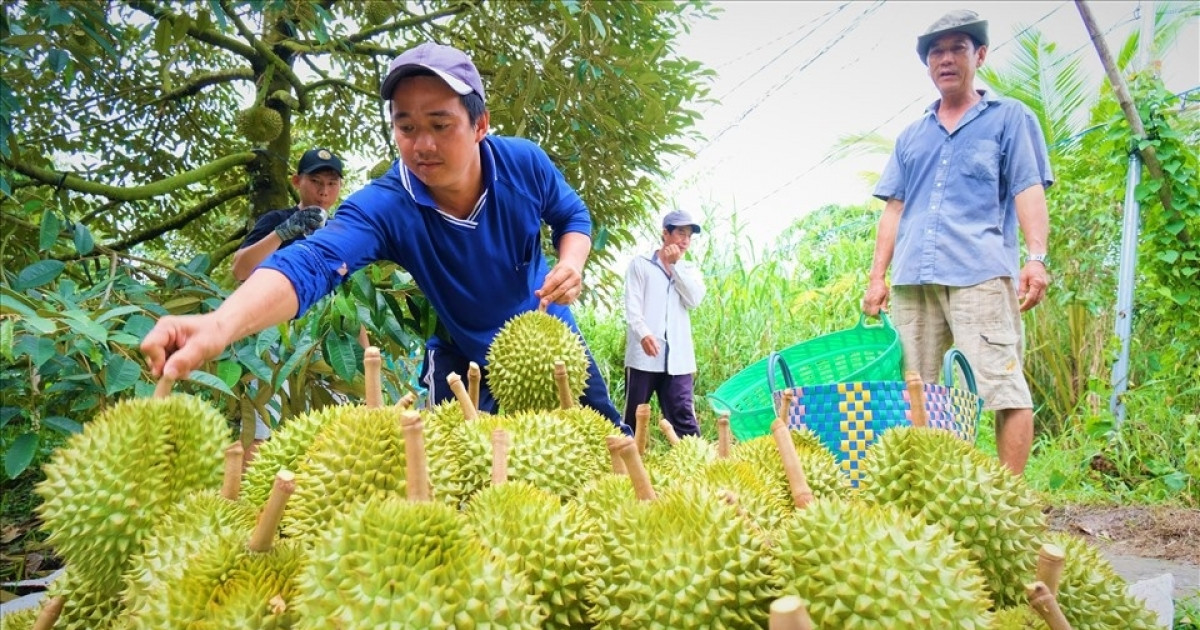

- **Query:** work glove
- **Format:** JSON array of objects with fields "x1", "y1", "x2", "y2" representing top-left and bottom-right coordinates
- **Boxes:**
[{"x1": 274, "y1": 206, "x2": 326, "y2": 241}]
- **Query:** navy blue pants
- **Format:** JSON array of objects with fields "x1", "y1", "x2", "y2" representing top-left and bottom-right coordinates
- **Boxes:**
[
  {"x1": 623, "y1": 368, "x2": 700, "y2": 437},
  {"x1": 420, "y1": 342, "x2": 631, "y2": 435}
]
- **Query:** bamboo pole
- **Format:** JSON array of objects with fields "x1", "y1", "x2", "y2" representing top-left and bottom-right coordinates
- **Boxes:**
[
  {"x1": 768, "y1": 595, "x2": 813, "y2": 630},
  {"x1": 221, "y1": 442, "x2": 244, "y2": 501},
  {"x1": 1027, "y1": 581, "x2": 1074, "y2": 630},
  {"x1": 634, "y1": 404, "x2": 651, "y2": 455},
  {"x1": 616, "y1": 436, "x2": 656, "y2": 501},
  {"x1": 553, "y1": 361, "x2": 575, "y2": 410},
  {"x1": 1037, "y1": 543, "x2": 1066, "y2": 596},
  {"x1": 717, "y1": 413, "x2": 732, "y2": 458},
  {"x1": 31, "y1": 595, "x2": 65, "y2": 630},
  {"x1": 248, "y1": 470, "x2": 295, "y2": 553},
  {"x1": 467, "y1": 361, "x2": 481, "y2": 410},
  {"x1": 491, "y1": 429, "x2": 510, "y2": 486},
  {"x1": 364, "y1": 346, "x2": 382, "y2": 408},
  {"x1": 401, "y1": 411, "x2": 432, "y2": 501},
  {"x1": 658, "y1": 418, "x2": 681, "y2": 445},
  {"x1": 905, "y1": 371, "x2": 928, "y2": 428},
  {"x1": 446, "y1": 372, "x2": 477, "y2": 421},
  {"x1": 605, "y1": 435, "x2": 628, "y2": 475}
]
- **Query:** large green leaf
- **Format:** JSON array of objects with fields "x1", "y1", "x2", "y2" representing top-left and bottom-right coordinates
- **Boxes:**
[
  {"x1": 38, "y1": 209, "x2": 59, "y2": 251},
  {"x1": 42, "y1": 415, "x2": 83, "y2": 434},
  {"x1": 274, "y1": 337, "x2": 316, "y2": 388},
  {"x1": 13, "y1": 260, "x2": 65, "y2": 290},
  {"x1": 4, "y1": 433, "x2": 38, "y2": 479},
  {"x1": 322, "y1": 330, "x2": 357, "y2": 384},
  {"x1": 104, "y1": 355, "x2": 142, "y2": 395},
  {"x1": 186, "y1": 370, "x2": 235, "y2": 397},
  {"x1": 61, "y1": 309, "x2": 108, "y2": 344}
]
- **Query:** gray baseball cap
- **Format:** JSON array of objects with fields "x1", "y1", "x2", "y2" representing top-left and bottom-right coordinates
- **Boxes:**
[
  {"x1": 662, "y1": 210, "x2": 701, "y2": 233},
  {"x1": 380, "y1": 42, "x2": 486, "y2": 102},
  {"x1": 917, "y1": 10, "x2": 989, "y2": 63}
]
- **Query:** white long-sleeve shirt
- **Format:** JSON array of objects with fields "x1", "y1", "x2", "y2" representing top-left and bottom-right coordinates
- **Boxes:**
[{"x1": 624, "y1": 250, "x2": 706, "y2": 375}]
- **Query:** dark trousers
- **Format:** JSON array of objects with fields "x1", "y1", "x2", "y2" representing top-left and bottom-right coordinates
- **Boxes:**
[
  {"x1": 623, "y1": 367, "x2": 700, "y2": 437},
  {"x1": 420, "y1": 342, "x2": 631, "y2": 436}
]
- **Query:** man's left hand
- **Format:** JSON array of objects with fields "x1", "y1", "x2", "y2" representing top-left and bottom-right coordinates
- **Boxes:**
[
  {"x1": 1018, "y1": 262, "x2": 1049, "y2": 312},
  {"x1": 536, "y1": 261, "x2": 583, "y2": 309}
]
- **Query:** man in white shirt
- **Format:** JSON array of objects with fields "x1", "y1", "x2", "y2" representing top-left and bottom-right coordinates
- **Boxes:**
[{"x1": 623, "y1": 210, "x2": 707, "y2": 436}]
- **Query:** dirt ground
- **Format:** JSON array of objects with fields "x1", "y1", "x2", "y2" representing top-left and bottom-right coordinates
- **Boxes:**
[{"x1": 1047, "y1": 504, "x2": 1200, "y2": 565}]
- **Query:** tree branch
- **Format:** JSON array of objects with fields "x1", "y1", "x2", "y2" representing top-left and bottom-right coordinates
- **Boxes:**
[
  {"x1": 128, "y1": 0, "x2": 256, "y2": 59},
  {"x1": 154, "y1": 69, "x2": 255, "y2": 104},
  {"x1": 218, "y1": 0, "x2": 311, "y2": 111},
  {"x1": 343, "y1": 4, "x2": 470, "y2": 45},
  {"x1": 209, "y1": 231, "x2": 247, "y2": 267},
  {"x1": 2, "y1": 152, "x2": 257, "y2": 202},
  {"x1": 105, "y1": 184, "x2": 248, "y2": 252}
]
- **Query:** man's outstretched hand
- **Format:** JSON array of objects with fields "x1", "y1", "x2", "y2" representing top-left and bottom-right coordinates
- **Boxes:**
[
  {"x1": 140, "y1": 314, "x2": 229, "y2": 380},
  {"x1": 536, "y1": 261, "x2": 583, "y2": 310}
]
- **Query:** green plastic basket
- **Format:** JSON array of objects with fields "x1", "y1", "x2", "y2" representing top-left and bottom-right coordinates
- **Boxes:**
[{"x1": 706, "y1": 313, "x2": 903, "y2": 442}]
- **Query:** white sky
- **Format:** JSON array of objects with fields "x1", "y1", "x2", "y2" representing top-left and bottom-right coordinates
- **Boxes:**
[{"x1": 628, "y1": 0, "x2": 1199, "y2": 259}]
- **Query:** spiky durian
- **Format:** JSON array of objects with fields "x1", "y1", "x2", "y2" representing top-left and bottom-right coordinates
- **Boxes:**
[
  {"x1": 465, "y1": 481, "x2": 594, "y2": 628},
  {"x1": 241, "y1": 405, "x2": 335, "y2": 508},
  {"x1": 697, "y1": 458, "x2": 792, "y2": 533},
  {"x1": 729, "y1": 427, "x2": 849, "y2": 507},
  {"x1": 367, "y1": 158, "x2": 392, "y2": 180},
  {"x1": 1042, "y1": 532, "x2": 1161, "y2": 629},
  {"x1": 774, "y1": 498, "x2": 994, "y2": 628},
  {"x1": 584, "y1": 481, "x2": 779, "y2": 628},
  {"x1": 445, "y1": 410, "x2": 610, "y2": 505},
  {"x1": 485, "y1": 310, "x2": 590, "y2": 413},
  {"x1": 235, "y1": 105, "x2": 283, "y2": 143},
  {"x1": 551, "y1": 405, "x2": 623, "y2": 446},
  {"x1": 34, "y1": 394, "x2": 227, "y2": 624},
  {"x1": 569, "y1": 473, "x2": 638, "y2": 523},
  {"x1": 990, "y1": 606, "x2": 1041, "y2": 629},
  {"x1": 645, "y1": 435, "x2": 717, "y2": 487},
  {"x1": 0, "y1": 606, "x2": 38, "y2": 629},
  {"x1": 43, "y1": 569, "x2": 124, "y2": 630},
  {"x1": 294, "y1": 497, "x2": 543, "y2": 628},
  {"x1": 857, "y1": 427, "x2": 1045, "y2": 608},
  {"x1": 364, "y1": 0, "x2": 391, "y2": 25}
]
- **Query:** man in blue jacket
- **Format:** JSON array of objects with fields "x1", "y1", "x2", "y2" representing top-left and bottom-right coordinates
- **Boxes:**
[{"x1": 141, "y1": 42, "x2": 628, "y2": 433}]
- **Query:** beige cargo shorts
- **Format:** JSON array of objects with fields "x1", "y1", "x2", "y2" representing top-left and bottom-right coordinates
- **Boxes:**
[{"x1": 890, "y1": 277, "x2": 1032, "y2": 411}]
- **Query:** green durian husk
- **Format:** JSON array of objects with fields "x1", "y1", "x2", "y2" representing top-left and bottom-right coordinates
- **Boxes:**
[
  {"x1": 241, "y1": 404, "x2": 336, "y2": 508},
  {"x1": 485, "y1": 310, "x2": 591, "y2": 413},
  {"x1": 645, "y1": 435, "x2": 717, "y2": 487},
  {"x1": 1043, "y1": 532, "x2": 1161, "y2": 630},
  {"x1": 44, "y1": 568, "x2": 124, "y2": 630},
  {"x1": 697, "y1": 457, "x2": 793, "y2": 534},
  {"x1": 729, "y1": 427, "x2": 849, "y2": 508}
]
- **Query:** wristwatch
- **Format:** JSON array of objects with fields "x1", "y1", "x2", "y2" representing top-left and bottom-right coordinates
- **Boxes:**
[{"x1": 1026, "y1": 253, "x2": 1049, "y2": 268}]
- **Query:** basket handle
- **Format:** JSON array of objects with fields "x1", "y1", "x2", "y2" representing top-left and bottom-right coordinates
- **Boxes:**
[
  {"x1": 942, "y1": 348, "x2": 978, "y2": 396},
  {"x1": 767, "y1": 352, "x2": 796, "y2": 394},
  {"x1": 856, "y1": 310, "x2": 894, "y2": 330}
]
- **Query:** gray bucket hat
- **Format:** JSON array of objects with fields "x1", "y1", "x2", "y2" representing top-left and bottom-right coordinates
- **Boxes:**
[{"x1": 917, "y1": 10, "x2": 988, "y2": 63}]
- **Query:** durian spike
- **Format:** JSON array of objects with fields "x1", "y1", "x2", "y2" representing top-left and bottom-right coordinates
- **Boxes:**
[
  {"x1": 770, "y1": 418, "x2": 814, "y2": 509},
  {"x1": 605, "y1": 436, "x2": 628, "y2": 475},
  {"x1": 31, "y1": 595, "x2": 65, "y2": 630},
  {"x1": 720, "y1": 490, "x2": 766, "y2": 540},
  {"x1": 401, "y1": 411, "x2": 432, "y2": 501},
  {"x1": 768, "y1": 595, "x2": 813, "y2": 630},
  {"x1": 634, "y1": 404, "x2": 651, "y2": 455},
  {"x1": 717, "y1": 413, "x2": 732, "y2": 458},
  {"x1": 1026, "y1": 581, "x2": 1074, "y2": 630},
  {"x1": 1037, "y1": 543, "x2": 1066, "y2": 596},
  {"x1": 153, "y1": 376, "x2": 174, "y2": 399},
  {"x1": 396, "y1": 391, "x2": 417, "y2": 410},
  {"x1": 491, "y1": 429, "x2": 510, "y2": 486},
  {"x1": 221, "y1": 441, "x2": 244, "y2": 501},
  {"x1": 446, "y1": 372, "x2": 477, "y2": 421},
  {"x1": 248, "y1": 470, "x2": 295, "y2": 553},
  {"x1": 364, "y1": 346, "x2": 383, "y2": 408},
  {"x1": 553, "y1": 361, "x2": 574, "y2": 410},
  {"x1": 658, "y1": 418, "x2": 681, "y2": 446},
  {"x1": 616, "y1": 436, "x2": 656, "y2": 501},
  {"x1": 905, "y1": 371, "x2": 928, "y2": 428},
  {"x1": 467, "y1": 361, "x2": 482, "y2": 410}
]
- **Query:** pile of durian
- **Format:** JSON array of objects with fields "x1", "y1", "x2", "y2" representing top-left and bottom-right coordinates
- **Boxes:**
[{"x1": 8, "y1": 312, "x2": 1160, "y2": 629}]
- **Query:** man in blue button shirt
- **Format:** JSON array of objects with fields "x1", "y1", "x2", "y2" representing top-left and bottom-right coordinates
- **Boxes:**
[
  {"x1": 862, "y1": 10, "x2": 1052, "y2": 475},
  {"x1": 141, "y1": 42, "x2": 629, "y2": 434}
]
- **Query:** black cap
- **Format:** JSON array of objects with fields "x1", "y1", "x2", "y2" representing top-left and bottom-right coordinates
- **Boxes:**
[{"x1": 297, "y1": 148, "x2": 344, "y2": 176}]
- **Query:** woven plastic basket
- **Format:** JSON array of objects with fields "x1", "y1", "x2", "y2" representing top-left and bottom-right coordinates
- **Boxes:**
[
  {"x1": 707, "y1": 313, "x2": 903, "y2": 442},
  {"x1": 771, "y1": 348, "x2": 984, "y2": 487}
]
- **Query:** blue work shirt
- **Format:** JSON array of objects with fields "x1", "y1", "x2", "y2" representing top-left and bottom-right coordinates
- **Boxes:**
[
  {"x1": 258, "y1": 135, "x2": 592, "y2": 364},
  {"x1": 874, "y1": 90, "x2": 1053, "y2": 287}
]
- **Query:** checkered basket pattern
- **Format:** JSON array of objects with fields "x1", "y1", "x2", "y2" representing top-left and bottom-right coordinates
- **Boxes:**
[{"x1": 770, "y1": 350, "x2": 983, "y2": 487}]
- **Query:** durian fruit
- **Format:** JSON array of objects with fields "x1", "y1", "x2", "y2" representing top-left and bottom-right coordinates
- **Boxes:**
[
  {"x1": 363, "y1": 0, "x2": 391, "y2": 25},
  {"x1": 729, "y1": 427, "x2": 848, "y2": 507},
  {"x1": 645, "y1": 434, "x2": 717, "y2": 487},
  {"x1": 989, "y1": 606, "x2": 1042, "y2": 629},
  {"x1": 293, "y1": 496, "x2": 544, "y2": 628},
  {"x1": 1040, "y1": 532, "x2": 1161, "y2": 630},
  {"x1": 34, "y1": 394, "x2": 228, "y2": 628},
  {"x1": 0, "y1": 606, "x2": 39, "y2": 629},
  {"x1": 234, "y1": 105, "x2": 283, "y2": 143},
  {"x1": 857, "y1": 427, "x2": 1046, "y2": 608},
  {"x1": 583, "y1": 439, "x2": 778, "y2": 629},
  {"x1": 367, "y1": 158, "x2": 392, "y2": 180},
  {"x1": 42, "y1": 569, "x2": 125, "y2": 630},
  {"x1": 241, "y1": 404, "x2": 335, "y2": 507},
  {"x1": 773, "y1": 498, "x2": 994, "y2": 628},
  {"x1": 486, "y1": 310, "x2": 590, "y2": 413},
  {"x1": 696, "y1": 458, "x2": 792, "y2": 533}
]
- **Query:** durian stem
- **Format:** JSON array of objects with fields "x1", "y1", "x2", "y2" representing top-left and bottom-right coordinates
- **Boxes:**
[
  {"x1": 1026, "y1": 581, "x2": 1074, "y2": 630},
  {"x1": 32, "y1": 595, "x2": 65, "y2": 630},
  {"x1": 401, "y1": 411, "x2": 432, "y2": 501},
  {"x1": 553, "y1": 361, "x2": 575, "y2": 409},
  {"x1": 768, "y1": 595, "x2": 813, "y2": 630},
  {"x1": 1037, "y1": 543, "x2": 1066, "y2": 596},
  {"x1": 396, "y1": 391, "x2": 417, "y2": 410},
  {"x1": 605, "y1": 436, "x2": 628, "y2": 474},
  {"x1": 771, "y1": 418, "x2": 814, "y2": 509},
  {"x1": 717, "y1": 413, "x2": 732, "y2": 458},
  {"x1": 446, "y1": 373, "x2": 477, "y2": 421},
  {"x1": 468, "y1": 361, "x2": 482, "y2": 410},
  {"x1": 249, "y1": 470, "x2": 295, "y2": 553},
  {"x1": 616, "y1": 436, "x2": 656, "y2": 501},
  {"x1": 905, "y1": 371, "x2": 928, "y2": 428},
  {"x1": 634, "y1": 404, "x2": 651, "y2": 455},
  {"x1": 491, "y1": 429, "x2": 509, "y2": 486},
  {"x1": 221, "y1": 442, "x2": 244, "y2": 501},
  {"x1": 658, "y1": 417, "x2": 681, "y2": 446},
  {"x1": 153, "y1": 376, "x2": 174, "y2": 398},
  {"x1": 364, "y1": 346, "x2": 382, "y2": 408},
  {"x1": 720, "y1": 490, "x2": 766, "y2": 541}
]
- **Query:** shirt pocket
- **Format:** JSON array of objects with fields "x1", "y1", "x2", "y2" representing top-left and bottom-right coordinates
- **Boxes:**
[{"x1": 961, "y1": 139, "x2": 1000, "y2": 182}]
